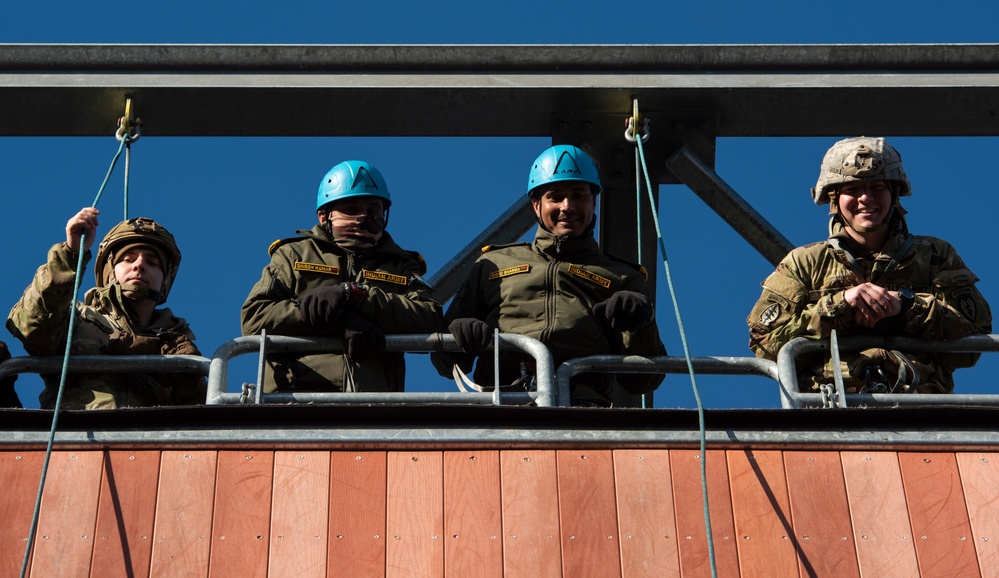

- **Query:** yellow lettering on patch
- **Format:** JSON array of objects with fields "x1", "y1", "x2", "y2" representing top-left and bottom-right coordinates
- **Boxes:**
[
  {"x1": 488, "y1": 264, "x2": 531, "y2": 280},
  {"x1": 362, "y1": 270, "x2": 408, "y2": 286},
  {"x1": 294, "y1": 261, "x2": 339, "y2": 275},
  {"x1": 568, "y1": 265, "x2": 611, "y2": 288}
]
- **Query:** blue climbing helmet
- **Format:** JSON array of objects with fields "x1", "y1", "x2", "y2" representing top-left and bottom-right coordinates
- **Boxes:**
[
  {"x1": 526, "y1": 145, "x2": 602, "y2": 198},
  {"x1": 316, "y1": 160, "x2": 392, "y2": 211}
]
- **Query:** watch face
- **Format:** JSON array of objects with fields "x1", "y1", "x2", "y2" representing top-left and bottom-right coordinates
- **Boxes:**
[{"x1": 900, "y1": 288, "x2": 915, "y2": 299}]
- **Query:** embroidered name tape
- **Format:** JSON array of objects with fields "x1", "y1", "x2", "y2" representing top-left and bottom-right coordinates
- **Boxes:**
[
  {"x1": 488, "y1": 264, "x2": 531, "y2": 280},
  {"x1": 568, "y1": 265, "x2": 611, "y2": 288},
  {"x1": 362, "y1": 270, "x2": 408, "y2": 286},
  {"x1": 294, "y1": 261, "x2": 339, "y2": 275}
]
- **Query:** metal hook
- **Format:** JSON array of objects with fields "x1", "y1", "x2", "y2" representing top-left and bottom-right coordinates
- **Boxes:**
[
  {"x1": 115, "y1": 98, "x2": 142, "y2": 144},
  {"x1": 624, "y1": 116, "x2": 650, "y2": 143}
]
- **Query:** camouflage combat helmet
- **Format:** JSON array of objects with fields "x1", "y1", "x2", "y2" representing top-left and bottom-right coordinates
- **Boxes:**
[
  {"x1": 95, "y1": 217, "x2": 182, "y2": 304},
  {"x1": 811, "y1": 137, "x2": 911, "y2": 205}
]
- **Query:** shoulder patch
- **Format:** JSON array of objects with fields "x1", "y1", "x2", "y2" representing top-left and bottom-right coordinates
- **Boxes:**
[
  {"x1": 267, "y1": 237, "x2": 307, "y2": 256},
  {"x1": 482, "y1": 242, "x2": 531, "y2": 254},
  {"x1": 411, "y1": 252, "x2": 428, "y2": 275},
  {"x1": 604, "y1": 253, "x2": 648, "y2": 279}
]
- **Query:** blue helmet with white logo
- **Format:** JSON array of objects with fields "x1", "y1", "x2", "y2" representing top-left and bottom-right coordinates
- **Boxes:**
[
  {"x1": 526, "y1": 145, "x2": 602, "y2": 198},
  {"x1": 317, "y1": 160, "x2": 391, "y2": 211}
]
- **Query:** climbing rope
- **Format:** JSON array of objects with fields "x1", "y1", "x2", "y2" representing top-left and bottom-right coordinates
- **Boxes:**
[
  {"x1": 627, "y1": 99, "x2": 718, "y2": 578},
  {"x1": 19, "y1": 114, "x2": 133, "y2": 578}
]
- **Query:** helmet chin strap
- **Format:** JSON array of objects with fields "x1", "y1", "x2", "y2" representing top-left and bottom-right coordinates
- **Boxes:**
[{"x1": 118, "y1": 284, "x2": 161, "y2": 303}]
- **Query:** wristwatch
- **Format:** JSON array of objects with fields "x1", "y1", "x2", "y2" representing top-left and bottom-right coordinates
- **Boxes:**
[{"x1": 898, "y1": 287, "x2": 915, "y2": 315}]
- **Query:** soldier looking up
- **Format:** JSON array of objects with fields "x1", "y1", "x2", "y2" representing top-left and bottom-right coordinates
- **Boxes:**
[
  {"x1": 432, "y1": 145, "x2": 666, "y2": 407},
  {"x1": 7, "y1": 207, "x2": 205, "y2": 409},
  {"x1": 241, "y1": 160, "x2": 442, "y2": 393},
  {"x1": 748, "y1": 137, "x2": 992, "y2": 393}
]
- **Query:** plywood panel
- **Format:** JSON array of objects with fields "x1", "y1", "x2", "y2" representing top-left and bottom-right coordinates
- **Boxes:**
[
  {"x1": 89, "y1": 451, "x2": 161, "y2": 578},
  {"x1": 329, "y1": 451, "x2": 387, "y2": 578},
  {"x1": 783, "y1": 451, "x2": 859, "y2": 577},
  {"x1": 149, "y1": 450, "x2": 217, "y2": 577},
  {"x1": 957, "y1": 452, "x2": 999, "y2": 577},
  {"x1": 557, "y1": 450, "x2": 621, "y2": 578},
  {"x1": 613, "y1": 449, "x2": 680, "y2": 578},
  {"x1": 841, "y1": 451, "x2": 919, "y2": 578},
  {"x1": 0, "y1": 451, "x2": 43, "y2": 576},
  {"x1": 386, "y1": 451, "x2": 443, "y2": 578},
  {"x1": 209, "y1": 450, "x2": 274, "y2": 578},
  {"x1": 444, "y1": 451, "x2": 502, "y2": 578},
  {"x1": 269, "y1": 451, "x2": 330, "y2": 578},
  {"x1": 670, "y1": 449, "x2": 740, "y2": 578},
  {"x1": 727, "y1": 449, "x2": 798, "y2": 578},
  {"x1": 899, "y1": 452, "x2": 981, "y2": 578},
  {"x1": 500, "y1": 450, "x2": 561, "y2": 578},
  {"x1": 30, "y1": 451, "x2": 104, "y2": 578}
]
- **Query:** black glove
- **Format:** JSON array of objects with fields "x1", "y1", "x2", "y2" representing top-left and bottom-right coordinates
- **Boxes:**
[
  {"x1": 592, "y1": 291, "x2": 654, "y2": 332},
  {"x1": 448, "y1": 318, "x2": 493, "y2": 356},
  {"x1": 299, "y1": 282, "x2": 367, "y2": 328},
  {"x1": 340, "y1": 311, "x2": 386, "y2": 363}
]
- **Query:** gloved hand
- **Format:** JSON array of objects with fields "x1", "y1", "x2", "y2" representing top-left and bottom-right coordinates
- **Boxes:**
[
  {"x1": 158, "y1": 332, "x2": 200, "y2": 356},
  {"x1": 339, "y1": 311, "x2": 386, "y2": 363},
  {"x1": 592, "y1": 291, "x2": 654, "y2": 332},
  {"x1": 299, "y1": 282, "x2": 368, "y2": 328},
  {"x1": 106, "y1": 333, "x2": 163, "y2": 356},
  {"x1": 448, "y1": 318, "x2": 493, "y2": 356}
]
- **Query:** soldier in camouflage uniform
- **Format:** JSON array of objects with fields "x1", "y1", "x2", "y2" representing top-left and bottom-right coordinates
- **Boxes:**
[
  {"x1": 431, "y1": 145, "x2": 666, "y2": 407},
  {"x1": 748, "y1": 137, "x2": 992, "y2": 393},
  {"x1": 6, "y1": 208, "x2": 206, "y2": 409},
  {"x1": 241, "y1": 160, "x2": 442, "y2": 393},
  {"x1": 0, "y1": 340, "x2": 20, "y2": 408}
]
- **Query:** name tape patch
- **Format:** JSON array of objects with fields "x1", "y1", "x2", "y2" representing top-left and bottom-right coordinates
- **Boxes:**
[
  {"x1": 294, "y1": 261, "x2": 339, "y2": 275},
  {"x1": 568, "y1": 265, "x2": 611, "y2": 288},
  {"x1": 362, "y1": 269, "x2": 408, "y2": 286},
  {"x1": 488, "y1": 264, "x2": 531, "y2": 280}
]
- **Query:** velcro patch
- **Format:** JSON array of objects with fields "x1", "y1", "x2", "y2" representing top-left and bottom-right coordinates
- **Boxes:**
[
  {"x1": 759, "y1": 303, "x2": 781, "y2": 326},
  {"x1": 568, "y1": 265, "x2": 611, "y2": 288},
  {"x1": 362, "y1": 269, "x2": 408, "y2": 286},
  {"x1": 488, "y1": 264, "x2": 531, "y2": 280},
  {"x1": 294, "y1": 261, "x2": 339, "y2": 275}
]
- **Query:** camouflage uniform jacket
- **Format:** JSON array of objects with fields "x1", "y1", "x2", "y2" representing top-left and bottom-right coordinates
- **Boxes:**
[
  {"x1": 748, "y1": 218, "x2": 992, "y2": 393},
  {"x1": 6, "y1": 243, "x2": 205, "y2": 409},
  {"x1": 240, "y1": 225, "x2": 443, "y2": 392},
  {"x1": 432, "y1": 225, "x2": 666, "y2": 406}
]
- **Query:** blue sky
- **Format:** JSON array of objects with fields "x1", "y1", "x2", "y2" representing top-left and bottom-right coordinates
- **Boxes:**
[{"x1": 2, "y1": 1, "x2": 998, "y2": 408}]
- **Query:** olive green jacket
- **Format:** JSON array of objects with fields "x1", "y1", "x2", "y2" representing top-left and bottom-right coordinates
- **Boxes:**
[
  {"x1": 0, "y1": 340, "x2": 19, "y2": 408},
  {"x1": 432, "y1": 226, "x2": 666, "y2": 406},
  {"x1": 6, "y1": 243, "x2": 205, "y2": 409},
  {"x1": 240, "y1": 225, "x2": 443, "y2": 392},
  {"x1": 748, "y1": 218, "x2": 992, "y2": 393}
]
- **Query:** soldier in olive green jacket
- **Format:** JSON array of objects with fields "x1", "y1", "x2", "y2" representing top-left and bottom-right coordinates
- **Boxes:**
[
  {"x1": 241, "y1": 160, "x2": 442, "y2": 393},
  {"x1": 432, "y1": 145, "x2": 666, "y2": 407},
  {"x1": 7, "y1": 208, "x2": 206, "y2": 409},
  {"x1": 748, "y1": 137, "x2": 992, "y2": 393},
  {"x1": 0, "y1": 340, "x2": 20, "y2": 408}
]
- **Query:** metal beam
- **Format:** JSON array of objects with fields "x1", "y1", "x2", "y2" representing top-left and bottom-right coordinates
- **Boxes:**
[
  {"x1": 2, "y1": 44, "x2": 999, "y2": 137},
  {"x1": 666, "y1": 147, "x2": 795, "y2": 266}
]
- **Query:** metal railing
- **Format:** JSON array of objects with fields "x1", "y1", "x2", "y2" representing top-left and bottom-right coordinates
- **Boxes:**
[
  {"x1": 554, "y1": 355, "x2": 780, "y2": 404},
  {"x1": 0, "y1": 333, "x2": 557, "y2": 407},
  {"x1": 3, "y1": 333, "x2": 998, "y2": 410},
  {"x1": 777, "y1": 334, "x2": 999, "y2": 409},
  {"x1": 207, "y1": 332, "x2": 557, "y2": 406}
]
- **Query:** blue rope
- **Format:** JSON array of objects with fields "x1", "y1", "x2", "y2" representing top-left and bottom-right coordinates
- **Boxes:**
[
  {"x1": 19, "y1": 134, "x2": 128, "y2": 578},
  {"x1": 634, "y1": 129, "x2": 718, "y2": 578}
]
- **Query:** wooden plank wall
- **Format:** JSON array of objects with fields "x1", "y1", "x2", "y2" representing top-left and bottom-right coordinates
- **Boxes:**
[{"x1": 1, "y1": 448, "x2": 997, "y2": 578}]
